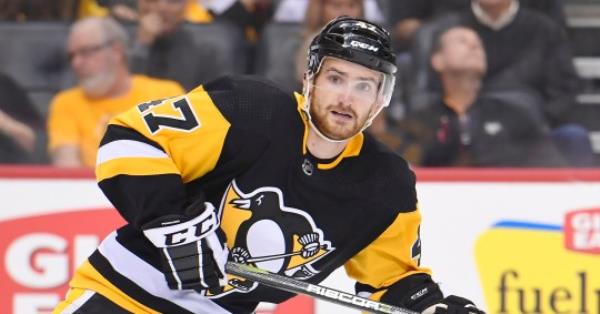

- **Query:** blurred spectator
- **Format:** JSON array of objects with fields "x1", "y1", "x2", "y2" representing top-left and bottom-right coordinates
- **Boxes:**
[
  {"x1": 0, "y1": 0, "x2": 75, "y2": 20},
  {"x1": 129, "y1": 0, "x2": 225, "y2": 90},
  {"x1": 407, "y1": 0, "x2": 594, "y2": 166},
  {"x1": 0, "y1": 72, "x2": 47, "y2": 163},
  {"x1": 464, "y1": 0, "x2": 575, "y2": 126},
  {"x1": 462, "y1": 0, "x2": 593, "y2": 166},
  {"x1": 294, "y1": 0, "x2": 369, "y2": 87},
  {"x1": 273, "y1": 0, "x2": 384, "y2": 24},
  {"x1": 399, "y1": 26, "x2": 566, "y2": 167},
  {"x1": 77, "y1": 0, "x2": 110, "y2": 18},
  {"x1": 199, "y1": 0, "x2": 273, "y2": 34},
  {"x1": 100, "y1": 0, "x2": 219, "y2": 24},
  {"x1": 47, "y1": 17, "x2": 183, "y2": 168},
  {"x1": 101, "y1": 0, "x2": 269, "y2": 40},
  {"x1": 389, "y1": 0, "x2": 566, "y2": 51}
]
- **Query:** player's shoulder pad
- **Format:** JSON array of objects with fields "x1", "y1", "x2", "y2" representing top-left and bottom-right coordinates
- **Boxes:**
[
  {"x1": 362, "y1": 135, "x2": 417, "y2": 213},
  {"x1": 363, "y1": 134, "x2": 414, "y2": 177},
  {"x1": 202, "y1": 75, "x2": 295, "y2": 104},
  {"x1": 201, "y1": 75, "x2": 297, "y2": 125}
]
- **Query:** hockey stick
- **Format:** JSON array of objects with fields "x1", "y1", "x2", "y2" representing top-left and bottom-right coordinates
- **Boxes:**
[
  {"x1": 243, "y1": 245, "x2": 327, "y2": 263},
  {"x1": 225, "y1": 262, "x2": 418, "y2": 314}
]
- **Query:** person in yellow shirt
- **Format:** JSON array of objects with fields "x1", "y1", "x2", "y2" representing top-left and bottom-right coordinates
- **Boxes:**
[
  {"x1": 78, "y1": 0, "x2": 213, "y2": 23},
  {"x1": 47, "y1": 16, "x2": 184, "y2": 168}
]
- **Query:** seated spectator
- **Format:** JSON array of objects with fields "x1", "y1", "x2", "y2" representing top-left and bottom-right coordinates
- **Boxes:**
[
  {"x1": 47, "y1": 17, "x2": 184, "y2": 168},
  {"x1": 398, "y1": 26, "x2": 566, "y2": 167},
  {"x1": 253, "y1": 0, "x2": 368, "y2": 94},
  {"x1": 294, "y1": 0, "x2": 369, "y2": 88},
  {"x1": 274, "y1": 0, "x2": 384, "y2": 24},
  {"x1": 129, "y1": 0, "x2": 226, "y2": 90},
  {"x1": 409, "y1": 0, "x2": 575, "y2": 116},
  {"x1": 102, "y1": 0, "x2": 268, "y2": 43},
  {"x1": 198, "y1": 0, "x2": 273, "y2": 34},
  {"x1": 99, "y1": 0, "x2": 227, "y2": 24},
  {"x1": 466, "y1": 0, "x2": 593, "y2": 166},
  {"x1": 389, "y1": 0, "x2": 566, "y2": 51},
  {"x1": 0, "y1": 72, "x2": 47, "y2": 163},
  {"x1": 0, "y1": 0, "x2": 75, "y2": 21},
  {"x1": 77, "y1": 0, "x2": 110, "y2": 18},
  {"x1": 408, "y1": 0, "x2": 595, "y2": 166}
]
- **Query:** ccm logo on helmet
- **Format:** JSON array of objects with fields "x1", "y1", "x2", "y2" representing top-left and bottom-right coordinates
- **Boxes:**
[{"x1": 350, "y1": 40, "x2": 379, "y2": 52}]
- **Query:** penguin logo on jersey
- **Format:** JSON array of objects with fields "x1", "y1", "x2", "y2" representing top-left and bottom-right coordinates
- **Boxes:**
[{"x1": 211, "y1": 180, "x2": 334, "y2": 297}]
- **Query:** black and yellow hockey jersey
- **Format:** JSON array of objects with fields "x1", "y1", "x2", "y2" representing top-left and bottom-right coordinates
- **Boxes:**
[{"x1": 65, "y1": 76, "x2": 430, "y2": 313}]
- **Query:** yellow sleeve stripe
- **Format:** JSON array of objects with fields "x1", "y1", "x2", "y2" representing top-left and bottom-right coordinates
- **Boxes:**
[
  {"x1": 96, "y1": 157, "x2": 180, "y2": 182},
  {"x1": 52, "y1": 287, "x2": 87, "y2": 313},
  {"x1": 345, "y1": 210, "x2": 431, "y2": 288},
  {"x1": 66, "y1": 261, "x2": 159, "y2": 314}
]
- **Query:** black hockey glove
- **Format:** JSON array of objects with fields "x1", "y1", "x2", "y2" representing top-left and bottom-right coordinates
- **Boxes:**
[
  {"x1": 378, "y1": 274, "x2": 485, "y2": 314},
  {"x1": 422, "y1": 295, "x2": 486, "y2": 314},
  {"x1": 142, "y1": 200, "x2": 228, "y2": 294}
]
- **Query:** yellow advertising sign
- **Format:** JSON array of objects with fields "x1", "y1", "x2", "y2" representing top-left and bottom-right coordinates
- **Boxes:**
[{"x1": 475, "y1": 215, "x2": 600, "y2": 314}]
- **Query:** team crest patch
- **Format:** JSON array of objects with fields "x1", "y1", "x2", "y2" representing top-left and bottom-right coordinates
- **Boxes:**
[{"x1": 209, "y1": 180, "x2": 335, "y2": 297}]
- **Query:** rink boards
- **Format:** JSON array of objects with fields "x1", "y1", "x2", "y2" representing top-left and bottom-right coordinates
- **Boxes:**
[{"x1": 1, "y1": 166, "x2": 599, "y2": 314}]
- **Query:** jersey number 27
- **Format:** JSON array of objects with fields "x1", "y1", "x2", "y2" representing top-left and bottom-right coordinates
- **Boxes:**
[{"x1": 137, "y1": 97, "x2": 200, "y2": 134}]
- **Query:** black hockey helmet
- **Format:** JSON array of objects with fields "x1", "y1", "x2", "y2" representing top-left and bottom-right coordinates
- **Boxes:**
[{"x1": 307, "y1": 16, "x2": 397, "y2": 76}]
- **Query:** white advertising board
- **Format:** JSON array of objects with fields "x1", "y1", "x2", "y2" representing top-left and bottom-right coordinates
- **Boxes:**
[{"x1": 1, "y1": 167, "x2": 599, "y2": 314}]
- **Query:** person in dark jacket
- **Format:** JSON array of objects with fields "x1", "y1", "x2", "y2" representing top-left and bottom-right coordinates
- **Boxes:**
[
  {"x1": 399, "y1": 26, "x2": 566, "y2": 167},
  {"x1": 129, "y1": 0, "x2": 219, "y2": 90},
  {"x1": 0, "y1": 72, "x2": 47, "y2": 164},
  {"x1": 389, "y1": 0, "x2": 565, "y2": 51}
]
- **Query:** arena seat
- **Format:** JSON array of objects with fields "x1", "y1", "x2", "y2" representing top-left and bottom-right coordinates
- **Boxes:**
[
  {"x1": 123, "y1": 21, "x2": 248, "y2": 84},
  {"x1": 182, "y1": 21, "x2": 247, "y2": 77},
  {"x1": 254, "y1": 22, "x2": 302, "y2": 93}
]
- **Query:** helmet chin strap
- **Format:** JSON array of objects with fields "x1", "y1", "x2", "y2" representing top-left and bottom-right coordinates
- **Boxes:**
[{"x1": 302, "y1": 76, "x2": 381, "y2": 144}]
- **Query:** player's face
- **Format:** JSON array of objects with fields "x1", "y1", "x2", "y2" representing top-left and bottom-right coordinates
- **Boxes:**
[
  {"x1": 68, "y1": 25, "x2": 120, "y2": 97},
  {"x1": 310, "y1": 57, "x2": 382, "y2": 141}
]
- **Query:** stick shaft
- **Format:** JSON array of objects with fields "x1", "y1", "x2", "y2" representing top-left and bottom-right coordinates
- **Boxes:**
[
  {"x1": 225, "y1": 262, "x2": 418, "y2": 314},
  {"x1": 246, "y1": 250, "x2": 302, "y2": 263}
]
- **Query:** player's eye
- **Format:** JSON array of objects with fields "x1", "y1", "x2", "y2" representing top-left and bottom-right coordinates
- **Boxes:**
[
  {"x1": 327, "y1": 74, "x2": 344, "y2": 85},
  {"x1": 354, "y1": 81, "x2": 375, "y2": 94}
]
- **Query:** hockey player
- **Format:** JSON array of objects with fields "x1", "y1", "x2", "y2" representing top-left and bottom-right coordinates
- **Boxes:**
[{"x1": 53, "y1": 17, "x2": 485, "y2": 314}]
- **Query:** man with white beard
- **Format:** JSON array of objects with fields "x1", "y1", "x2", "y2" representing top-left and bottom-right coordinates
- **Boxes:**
[{"x1": 47, "y1": 17, "x2": 183, "y2": 168}]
